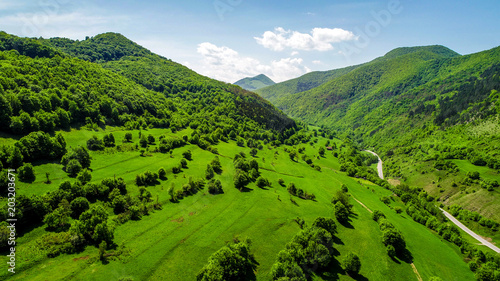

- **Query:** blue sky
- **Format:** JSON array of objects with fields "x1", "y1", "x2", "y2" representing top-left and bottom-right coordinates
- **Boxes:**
[{"x1": 1, "y1": 0, "x2": 499, "y2": 83}]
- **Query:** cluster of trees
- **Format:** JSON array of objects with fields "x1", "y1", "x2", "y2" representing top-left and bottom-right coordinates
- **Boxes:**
[
  {"x1": 286, "y1": 182, "x2": 316, "y2": 201},
  {"x1": 0, "y1": 132, "x2": 66, "y2": 186},
  {"x1": 168, "y1": 177, "x2": 206, "y2": 202},
  {"x1": 87, "y1": 133, "x2": 115, "y2": 150},
  {"x1": 332, "y1": 186, "x2": 353, "y2": 224},
  {"x1": 270, "y1": 217, "x2": 339, "y2": 280},
  {"x1": 232, "y1": 153, "x2": 260, "y2": 190},
  {"x1": 135, "y1": 170, "x2": 160, "y2": 186},
  {"x1": 205, "y1": 156, "x2": 222, "y2": 180},
  {"x1": 371, "y1": 211, "x2": 408, "y2": 259},
  {"x1": 449, "y1": 205, "x2": 498, "y2": 231},
  {"x1": 196, "y1": 238, "x2": 257, "y2": 281},
  {"x1": 61, "y1": 146, "x2": 92, "y2": 177}
]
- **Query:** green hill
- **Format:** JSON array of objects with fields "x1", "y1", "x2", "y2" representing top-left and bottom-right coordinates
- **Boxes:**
[
  {"x1": 262, "y1": 44, "x2": 500, "y2": 225},
  {"x1": 234, "y1": 74, "x2": 275, "y2": 91},
  {"x1": 0, "y1": 33, "x2": 496, "y2": 281}
]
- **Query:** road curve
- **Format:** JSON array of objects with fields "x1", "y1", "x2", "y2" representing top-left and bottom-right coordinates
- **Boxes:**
[
  {"x1": 363, "y1": 150, "x2": 500, "y2": 253},
  {"x1": 441, "y1": 208, "x2": 500, "y2": 253},
  {"x1": 364, "y1": 150, "x2": 384, "y2": 179}
]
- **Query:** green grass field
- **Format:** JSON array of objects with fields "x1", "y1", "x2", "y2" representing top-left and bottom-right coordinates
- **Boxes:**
[{"x1": 0, "y1": 127, "x2": 476, "y2": 281}]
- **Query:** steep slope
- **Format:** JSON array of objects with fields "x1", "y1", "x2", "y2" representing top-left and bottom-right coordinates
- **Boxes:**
[{"x1": 234, "y1": 74, "x2": 275, "y2": 91}]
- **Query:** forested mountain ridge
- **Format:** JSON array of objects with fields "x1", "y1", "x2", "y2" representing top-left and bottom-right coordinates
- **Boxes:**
[
  {"x1": 38, "y1": 32, "x2": 295, "y2": 132},
  {"x1": 234, "y1": 74, "x2": 275, "y2": 91},
  {"x1": 260, "y1": 44, "x2": 500, "y2": 222},
  {"x1": 0, "y1": 31, "x2": 295, "y2": 138},
  {"x1": 256, "y1": 45, "x2": 459, "y2": 104}
]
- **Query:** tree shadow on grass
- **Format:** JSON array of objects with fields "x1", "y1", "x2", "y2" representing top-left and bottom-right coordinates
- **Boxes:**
[
  {"x1": 348, "y1": 272, "x2": 369, "y2": 281},
  {"x1": 316, "y1": 258, "x2": 343, "y2": 281},
  {"x1": 332, "y1": 235, "x2": 344, "y2": 246}
]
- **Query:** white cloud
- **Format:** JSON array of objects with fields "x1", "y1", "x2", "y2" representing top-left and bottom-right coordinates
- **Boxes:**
[
  {"x1": 291, "y1": 51, "x2": 299, "y2": 56},
  {"x1": 196, "y1": 42, "x2": 310, "y2": 83},
  {"x1": 255, "y1": 27, "x2": 357, "y2": 52},
  {"x1": 312, "y1": 60, "x2": 322, "y2": 65}
]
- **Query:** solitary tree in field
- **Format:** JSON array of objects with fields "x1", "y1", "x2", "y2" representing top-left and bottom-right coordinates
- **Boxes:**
[{"x1": 342, "y1": 252, "x2": 361, "y2": 275}]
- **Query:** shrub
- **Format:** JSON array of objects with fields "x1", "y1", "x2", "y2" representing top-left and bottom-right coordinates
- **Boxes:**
[
  {"x1": 207, "y1": 179, "x2": 223, "y2": 194},
  {"x1": 278, "y1": 178, "x2": 285, "y2": 186},
  {"x1": 205, "y1": 164, "x2": 214, "y2": 180},
  {"x1": 256, "y1": 176, "x2": 270, "y2": 188},
  {"x1": 18, "y1": 163, "x2": 36, "y2": 183},
  {"x1": 87, "y1": 135, "x2": 104, "y2": 151},
  {"x1": 158, "y1": 167, "x2": 167, "y2": 180},
  {"x1": 182, "y1": 150, "x2": 192, "y2": 160},
  {"x1": 372, "y1": 210, "x2": 386, "y2": 222}
]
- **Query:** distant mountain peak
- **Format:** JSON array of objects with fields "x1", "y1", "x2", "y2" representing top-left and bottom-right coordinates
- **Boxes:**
[{"x1": 234, "y1": 74, "x2": 275, "y2": 91}]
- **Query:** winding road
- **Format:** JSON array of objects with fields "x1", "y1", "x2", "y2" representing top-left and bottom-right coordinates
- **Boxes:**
[
  {"x1": 364, "y1": 150, "x2": 384, "y2": 179},
  {"x1": 365, "y1": 150, "x2": 500, "y2": 254}
]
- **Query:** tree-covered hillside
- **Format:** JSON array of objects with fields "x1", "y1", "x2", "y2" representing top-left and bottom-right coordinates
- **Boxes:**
[
  {"x1": 234, "y1": 74, "x2": 275, "y2": 91},
  {"x1": 0, "y1": 32, "x2": 497, "y2": 281},
  {"x1": 261, "y1": 44, "x2": 500, "y2": 222},
  {"x1": 37, "y1": 32, "x2": 295, "y2": 132}
]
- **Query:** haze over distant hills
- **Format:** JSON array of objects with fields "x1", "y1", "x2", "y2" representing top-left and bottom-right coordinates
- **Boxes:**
[{"x1": 234, "y1": 74, "x2": 275, "y2": 91}]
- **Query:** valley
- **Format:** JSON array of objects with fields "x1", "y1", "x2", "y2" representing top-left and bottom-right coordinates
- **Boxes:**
[{"x1": 0, "y1": 31, "x2": 498, "y2": 281}]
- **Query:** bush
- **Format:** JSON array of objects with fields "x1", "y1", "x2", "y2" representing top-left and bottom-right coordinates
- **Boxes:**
[
  {"x1": 18, "y1": 163, "x2": 36, "y2": 183},
  {"x1": 256, "y1": 176, "x2": 270, "y2": 188},
  {"x1": 278, "y1": 178, "x2": 285, "y2": 186},
  {"x1": 180, "y1": 159, "x2": 188, "y2": 168},
  {"x1": 207, "y1": 179, "x2": 223, "y2": 194},
  {"x1": 124, "y1": 132, "x2": 133, "y2": 142},
  {"x1": 103, "y1": 133, "x2": 115, "y2": 147},
  {"x1": 205, "y1": 164, "x2": 214, "y2": 180},
  {"x1": 182, "y1": 150, "x2": 192, "y2": 160},
  {"x1": 158, "y1": 167, "x2": 167, "y2": 180},
  {"x1": 372, "y1": 210, "x2": 386, "y2": 222},
  {"x1": 87, "y1": 136, "x2": 104, "y2": 151}
]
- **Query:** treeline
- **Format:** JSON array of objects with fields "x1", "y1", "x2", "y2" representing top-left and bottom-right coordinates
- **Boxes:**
[{"x1": 270, "y1": 217, "x2": 339, "y2": 280}]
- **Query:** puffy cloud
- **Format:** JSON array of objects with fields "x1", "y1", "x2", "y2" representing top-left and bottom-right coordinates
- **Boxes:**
[
  {"x1": 255, "y1": 27, "x2": 357, "y2": 52},
  {"x1": 196, "y1": 42, "x2": 310, "y2": 83}
]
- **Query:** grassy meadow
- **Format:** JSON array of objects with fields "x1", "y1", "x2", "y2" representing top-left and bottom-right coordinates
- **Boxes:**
[{"x1": 0, "y1": 126, "x2": 476, "y2": 281}]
